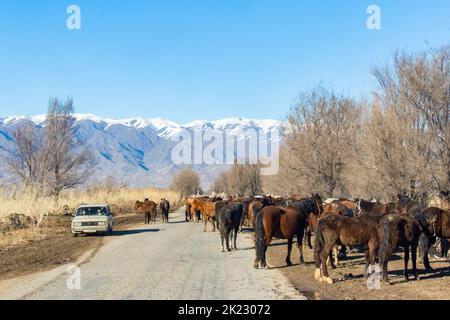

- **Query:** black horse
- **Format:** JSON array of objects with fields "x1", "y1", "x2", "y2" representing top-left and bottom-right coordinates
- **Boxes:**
[
  {"x1": 415, "y1": 207, "x2": 450, "y2": 271},
  {"x1": 216, "y1": 202, "x2": 243, "y2": 252},
  {"x1": 159, "y1": 199, "x2": 171, "y2": 223}
]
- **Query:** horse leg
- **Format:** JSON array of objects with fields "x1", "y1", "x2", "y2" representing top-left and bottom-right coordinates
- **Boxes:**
[
  {"x1": 260, "y1": 236, "x2": 272, "y2": 268},
  {"x1": 314, "y1": 247, "x2": 322, "y2": 281},
  {"x1": 221, "y1": 233, "x2": 225, "y2": 252},
  {"x1": 404, "y1": 244, "x2": 410, "y2": 281},
  {"x1": 333, "y1": 245, "x2": 339, "y2": 268},
  {"x1": 326, "y1": 246, "x2": 337, "y2": 269},
  {"x1": 307, "y1": 227, "x2": 313, "y2": 250},
  {"x1": 364, "y1": 251, "x2": 370, "y2": 278},
  {"x1": 320, "y1": 244, "x2": 334, "y2": 284},
  {"x1": 382, "y1": 260, "x2": 390, "y2": 284},
  {"x1": 203, "y1": 216, "x2": 208, "y2": 232},
  {"x1": 339, "y1": 246, "x2": 347, "y2": 260},
  {"x1": 412, "y1": 243, "x2": 419, "y2": 280},
  {"x1": 297, "y1": 233, "x2": 305, "y2": 265},
  {"x1": 286, "y1": 238, "x2": 293, "y2": 266},
  {"x1": 229, "y1": 230, "x2": 234, "y2": 250},
  {"x1": 420, "y1": 234, "x2": 434, "y2": 272},
  {"x1": 211, "y1": 217, "x2": 216, "y2": 232},
  {"x1": 233, "y1": 227, "x2": 239, "y2": 250},
  {"x1": 225, "y1": 230, "x2": 232, "y2": 252}
]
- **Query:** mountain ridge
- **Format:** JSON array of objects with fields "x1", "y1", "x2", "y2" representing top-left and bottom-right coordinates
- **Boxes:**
[{"x1": 0, "y1": 114, "x2": 284, "y2": 189}]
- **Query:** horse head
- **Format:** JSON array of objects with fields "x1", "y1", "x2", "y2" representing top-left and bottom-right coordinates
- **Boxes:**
[{"x1": 134, "y1": 201, "x2": 142, "y2": 211}]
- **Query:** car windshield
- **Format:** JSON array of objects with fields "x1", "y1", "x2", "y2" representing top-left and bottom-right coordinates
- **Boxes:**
[{"x1": 76, "y1": 207, "x2": 108, "y2": 216}]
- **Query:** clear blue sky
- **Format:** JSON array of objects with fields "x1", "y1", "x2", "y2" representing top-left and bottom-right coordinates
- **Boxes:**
[{"x1": 0, "y1": 1, "x2": 449, "y2": 123}]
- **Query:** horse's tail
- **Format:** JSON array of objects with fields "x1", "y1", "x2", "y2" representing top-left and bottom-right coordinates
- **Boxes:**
[
  {"x1": 254, "y1": 207, "x2": 266, "y2": 267},
  {"x1": 378, "y1": 218, "x2": 393, "y2": 267},
  {"x1": 314, "y1": 220, "x2": 325, "y2": 268}
]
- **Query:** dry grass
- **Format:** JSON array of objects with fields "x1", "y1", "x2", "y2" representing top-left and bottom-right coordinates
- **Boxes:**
[{"x1": 0, "y1": 186, "x2": 180, "y2": 222}]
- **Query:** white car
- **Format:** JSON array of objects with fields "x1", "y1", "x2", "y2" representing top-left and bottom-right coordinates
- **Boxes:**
[{"x1": 72, "y1": 204, "x2": 114, "y2": 237}]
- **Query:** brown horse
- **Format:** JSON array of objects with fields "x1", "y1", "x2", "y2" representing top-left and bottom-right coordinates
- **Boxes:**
[
  {"x1": 248, "y1": 201, "x2": 264, "y2": 229},
  {"x1": 355, "y1": 198, "x2": 397, "y2": 216},
  {"x1": 415, "y1": 207, "x2": 450, "y2": 271},
  {"x1": 254, "y1": 205, "x2": 307, "y2": 269},
  {"x1": 314, "y1": 214, "x2": 381, "y2": 284},
  {"x1": 184, "y1": 197, "x2": 196, "y2": 222},
  {"x1": 135, "y1": 199, "x2": 157, "y2": 224},
  {"x1": 378, "y1": 214, "x2": 422, "y2": 284},
  {"x1": 248, "y1": 197, "x2": 275, "y2": 228},
  {"x1": 320, "y1": 202, "x2": 354, "y2": 266},
  {"x1": 322, "y1": 202, "x2": 354, "y2": 218},
  {"x1": 191, "y1": 199, "x2": 218, "y2": 232}
]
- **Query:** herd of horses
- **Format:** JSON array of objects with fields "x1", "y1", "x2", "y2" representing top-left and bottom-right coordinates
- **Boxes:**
[
  {"x1": 134, "y1": 198, "x2": 171, "y2": 224},
  {"x1": 183, "y1": 192, "x2": 450, "y2": 287}
]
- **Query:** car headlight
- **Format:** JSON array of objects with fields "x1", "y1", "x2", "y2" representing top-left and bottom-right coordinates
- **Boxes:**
[
  {"x1": 73, "y1": 222, "x2": 82, "y2": 227},
  {"x1": 98, "y1": 222, "x2": 107, "y2": 226}
]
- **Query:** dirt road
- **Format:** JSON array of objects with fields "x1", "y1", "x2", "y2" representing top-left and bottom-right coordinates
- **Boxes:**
[{"x1": 0, "y1": 209, "x2": 304, "y2": 300}]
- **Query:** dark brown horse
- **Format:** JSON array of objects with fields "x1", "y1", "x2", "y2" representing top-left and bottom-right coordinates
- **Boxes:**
[
  {"x1": 216, "y1": 202, "x2": 244, "y2": 252},
  {"x1": 397, "y1": 195, "x2": 424, "y2": 216},
  {"x1": 232, "y1": 197, "x2": 254, "y2": 231},
  {"x1": 378, "y1": 214, "x2": 422, "y2": 284},
  {"x1": 159, "y1": 199, "x2": 171, "y2": 223},
  {"x1": 415, "y1": 207, "x2": 450, "y2": 271},
  {"x1": 135, "y1": 199, "x2": 157, "y2": 224},
  {"x1": 320, "y1": 202, "x2": 354, "y2": 265},
  {"x1": 254, "y1": 205, "x2": 307, "y2": 269},
  {"x1": 314, "y1": 214, "x2": 381, "y2": 284},
  {"x1": 289, "y1": 194, "x2": 323, "y2": 250}
]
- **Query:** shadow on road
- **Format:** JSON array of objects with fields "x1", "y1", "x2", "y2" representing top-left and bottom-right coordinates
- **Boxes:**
[
  {"x1": 168, "y1": 220, "x2": 188, "y2": 225},
  {"x1": 112, "y1": 229, "x2": 161, "y2": 236}
]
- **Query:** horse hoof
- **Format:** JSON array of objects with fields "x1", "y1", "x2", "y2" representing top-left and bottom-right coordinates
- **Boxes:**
[
  {"x1": 314, "y1": 269, "x2": 322, "y2": 281},
  {"x1": 286, "y1": 261, "x2": 293, "y2": 267},
  {"x1": 323, "y1": 277, "x2": 334, "y2": 285},
  {"x1": 382, "y1": 279, "x2": 392, "y2": 286}
]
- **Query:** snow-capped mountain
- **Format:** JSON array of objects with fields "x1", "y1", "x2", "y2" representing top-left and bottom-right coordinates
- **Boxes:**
[{"x1": 0, "y1": 114, "x2": 284, "y2": 189}]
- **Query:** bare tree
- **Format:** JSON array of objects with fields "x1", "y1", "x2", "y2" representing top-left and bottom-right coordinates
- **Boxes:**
[
  {"x1": 276, "y1": 86, "x2": 361, "y2": 198},
  {"x1": 7, "y1": 123, "x2": 47, "y2": 190},
  {"x1": 371, "y1": 45, "x2": 450, "y2": 198},
  {"x1": 171, "y1": 167, "x2": 201, "y2": 200},
  {"x1": 212, "y1": 164, "x2": 262, "y2": 197},
  {"x1": 45, "y1": 98, "x2": 94, "y2": 199}
]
